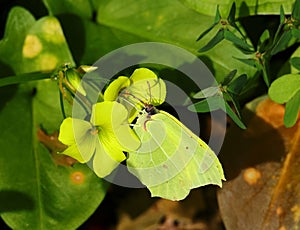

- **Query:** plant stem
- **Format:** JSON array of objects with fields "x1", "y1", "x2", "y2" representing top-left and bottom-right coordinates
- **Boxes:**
[{"x1": 0, "y1": 72, "x2": 52, "y2": 87}]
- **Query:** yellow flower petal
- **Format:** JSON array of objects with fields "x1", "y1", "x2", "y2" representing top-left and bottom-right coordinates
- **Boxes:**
[
  {"x1": 104, "y1": 76, "x2": 130, "y2": 101},
  {"x1": 92, "y1": 140, "x2": 125, "y2": 178},
  {"x1": 91, "y1": 101, "x2": 127, "y2": 128},
  {"x1": 58, "y1": 117, "x2": 91, "y2": 146},
  {"x1": 58, "y1": 117, "x2": 97, "y2": 163},
  {"x1": 60, "y1": 144, "x2": 85, "y2": 163},
  {"x1": 130, "y1": 68, "x2": 157, "y2": 83}
]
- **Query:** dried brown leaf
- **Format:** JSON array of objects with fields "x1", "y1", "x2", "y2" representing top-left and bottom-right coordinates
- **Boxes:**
[{"x1": 218, "y1": 97, "x2": 300, "y2": 229}]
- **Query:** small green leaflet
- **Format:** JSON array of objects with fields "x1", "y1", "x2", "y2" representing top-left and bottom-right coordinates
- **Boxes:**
[{"x1": 127, "y1": 108, "x2": 225, "y2": 201}]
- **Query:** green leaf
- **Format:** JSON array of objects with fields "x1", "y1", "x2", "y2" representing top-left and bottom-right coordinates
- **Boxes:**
[
  {"x1": 268, "y1": 74, "x2": 300, "y2": 104},
  {"x1": 199, "y1": 29, "x2": 225, "y2": 52},
  {"x1": 196, "y1": 5, "x2": 221, "y2": 41},
  {"x1": 95, "y1": 0, "x2": 256, "y2": 82},
  {"x1": 42, "y1": 0, "x2": 93, "y2": 19},
  {"x1": 292, "y1": 0, "x2": 300, "y2": 21},
  {"x1": 225, "y1": 91, "x2": 242, "y2": 118},
  {"x1": 0, "y1": 84, "x2": 108, "y2": 229},
  {"x1": 284, "y1": 90, "x2": 300, "y2": 127},
  {"x1": 196, "y1": 22, "x2": 218, "y2": 41},
  {"x1": 271, "y1": 30, "x2": 294, "y2": 56},
  {"x1": 227, "y1": 2, "x2": 236, "y2": 24},
  {"x1": 0, "y1": 7, "x2": 35, "y2": 74},
  {"x1": 227, "y1": 74, "x2": 248, "y2": 95},
  {"x1": 0, "y1": 7, "x2": 108, "y2": 228},
  {"x1": 21, "y1": 16, "x2": 74, "y2": 73},
  {"x1": 234, "y1": 57, "x2": 257, "y2": 68},
  {"x1": 193, "y1": 86, "x2": 220, "y2": 99},
  {"x1": 258, "y1": 29, "x2": 271, "y2": 52},
  {"x1": 188, "y1": 95, "x2": 224, "y2": 112},
  {"x1": 189, "y1": 94, "x2": 246, "y2": 128},
  {"x1": 224, "y1": 101, "x2": 246, "y2": 129},
  {"x1": 290, "y1": 57, "x2": 300, "y2": 71},
  {"x1": 179, "y1": 0, "x2": 294, "y2": 17},
  {"x1": 280, "y1": 5, "x2": 285, "y2": 24},
  {"x1": 222, "y1": 69, "x2": 237, "y2": 85},
  {"x1": 224, "y1": 30, "x2": 253, "y2": 51}
]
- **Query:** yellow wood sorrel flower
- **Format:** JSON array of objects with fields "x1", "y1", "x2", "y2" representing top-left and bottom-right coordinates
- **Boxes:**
[
  {"x1": 104, "y1": 68, "x2": 166, "y2": 121},
  {"x1": 58, "y1": 101, "x2": 140, "y2": 178}
]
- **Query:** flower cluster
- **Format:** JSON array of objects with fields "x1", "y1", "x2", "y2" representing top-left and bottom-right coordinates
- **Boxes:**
[{"x1": 58, "y1": 68, "x2": 165, "y2": 177}]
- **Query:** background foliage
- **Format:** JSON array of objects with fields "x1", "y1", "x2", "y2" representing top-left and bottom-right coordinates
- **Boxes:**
[{"x1": 0, "y1": 0, "x2": 299, "y2": 229}]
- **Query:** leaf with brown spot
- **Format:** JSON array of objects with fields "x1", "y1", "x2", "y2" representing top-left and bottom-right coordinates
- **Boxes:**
[
  {"x1": 37, "y1": 127, "x2": 77, "y2": 166},
  {"x1": 218, "y1": 96, "x2": 300, "y2": 229}
]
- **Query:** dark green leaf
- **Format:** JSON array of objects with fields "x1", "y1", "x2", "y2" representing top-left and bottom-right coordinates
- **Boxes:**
[
  {"x1": 258, "y1": 29, "x2": 271, "y2": 52},
  {"x1": 198, "y1": 29, "x2": 225, "y2": 52},
  {"x1": 290, "y1": 57, "x2": 300, "y2": 70},
  {"x1": 223, "y1": 101, "x2": 246, "y2": 129},
  {"x1": 226, "y1": 92, "x2": 242, "y2": 118},
  {"x1": 224, "y1": 30, "x2": 253, "y2": 51},
  {"x1": 0, "y1": 7, "x2": 108, "y2": 228},
  {"x1": 284, "y1": 90, "x2": 300, "y2": 127},
  {"x1": 234, "y1": 57, "x2": 257, "y2": 68},
  {"x1": 42, "y1": 0, "x2": 93, "y2": 19},
  {"x1": 271, "y1": 30, "x2": 293, "y2": 55},
  {"x1": 0, "y1": 7, "x2": 35, "y2": 74},
  {"x1": 227, "y1": 2, "x2": 236, "y2": 24},
  {"x1": 280, "y1": 5, "x2": 285, "y2": 24},
  {"x1": 0, "y1": 84, "x2": 108, "y2": 229},
  {"x1": 179, "y1": 0, "x2": 295, "y2": 18},
  {"x1": 261, "y1": 62, "x2": 271, "y2": 87},
  {"x1": 214, "y1": 5, "x2": 222, "y2": 23},
  {"x1": 292, "y1": 0, "x2": 300, "y2": 21},
  {"x1": 291, "y1": 28, "x2": 300, "y2": 39},
  {"x1": 188, "y1": 95, "x2": 224, "y2": 112},
  {"x1": 95, "y1": 0, "x2": 257, "y2": 82},
  {"x1": 222, "y1": 69, "x2": 237, "y2": 85},
  {"x1": 193, "y1": 86, "x2": 220, "y2": 99},
  {"x1": 196, "y1": 22, "x2": 218, "y2": 41},
  {"x1": 227, "y1": 74, "x2": 248, "y2": 94}
]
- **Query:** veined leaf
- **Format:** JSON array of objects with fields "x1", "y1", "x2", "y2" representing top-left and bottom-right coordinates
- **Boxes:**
[
  {"x1": 95, "y1": 0, "x2": 256, "y2": 82},
  {"x1": 0, "y1": 7, "x2": 108, "y2": 229},
  {"x1": 179, "y1": 0, "x2": 294, "y2": 17},
  {"x1": 43, "y1": 0, "x2": 93, "y2": 19}
]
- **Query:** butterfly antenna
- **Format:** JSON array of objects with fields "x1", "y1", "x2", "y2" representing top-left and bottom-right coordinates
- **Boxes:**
[{"x1": 147, "y1": 80, "x2": 152, "y2": 103}]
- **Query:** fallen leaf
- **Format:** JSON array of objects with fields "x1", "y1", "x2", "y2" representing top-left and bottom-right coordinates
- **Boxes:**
[{"x1": 218, "y1": 97, "x2": 300, "y2": 229}]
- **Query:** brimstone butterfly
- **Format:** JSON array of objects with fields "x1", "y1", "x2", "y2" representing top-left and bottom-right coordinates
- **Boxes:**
[
  {"x1": 127, "y1": 105, "x2": 225, "y2": 201},
  {"x1": 104, "y1": 68, "x2": 225, "y2": 200}
]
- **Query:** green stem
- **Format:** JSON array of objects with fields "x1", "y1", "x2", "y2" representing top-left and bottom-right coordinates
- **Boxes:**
[{"x1": 0, "y1": 72, "x2": 52, "y2": 87}]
